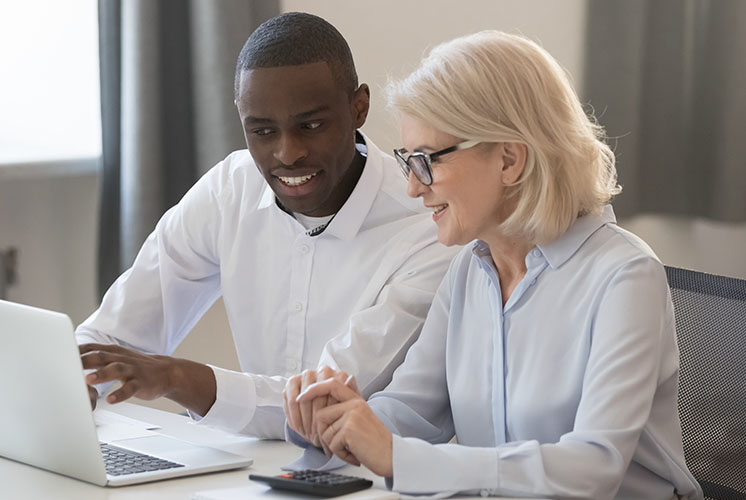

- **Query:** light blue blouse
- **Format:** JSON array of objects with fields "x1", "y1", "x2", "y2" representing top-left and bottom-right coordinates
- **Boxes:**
[{"x1": 369, "y1": 206, "x2": 702, "y2": 499}]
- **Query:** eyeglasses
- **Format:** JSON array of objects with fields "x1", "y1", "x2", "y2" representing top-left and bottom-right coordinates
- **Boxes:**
[{"x1": 393, "y1": 140, "x2": 481, "y2": 186}]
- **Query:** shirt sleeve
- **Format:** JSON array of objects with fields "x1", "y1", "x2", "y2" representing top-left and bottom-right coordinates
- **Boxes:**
[
  {"x1": 75, "y1": 164, "x2": 225, "y2": 375},
  {"x1": 197, "y1": 224, "x2": 459, "y2": 439},
  {"x1": 317, "y1": 222, "x2": 460, "y2": 400},
  {"x1": 377, "y1": 257, "x2": 681, "y2": 498},
  {"x1": 366, "y1": 260, "x2": 456, "y2": 443},
  {"x1": 192, "y1": 366, "x2": 288, "y2": 439}
]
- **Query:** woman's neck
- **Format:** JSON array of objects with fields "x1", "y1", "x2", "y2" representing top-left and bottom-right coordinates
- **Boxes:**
[{"x1": 480, "y1": 230, "x2": 534, "y2": 306}]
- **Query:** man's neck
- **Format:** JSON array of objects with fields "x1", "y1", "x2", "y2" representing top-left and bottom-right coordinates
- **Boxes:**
[{"x1": 309, "y1": 147, "x2": 366, "y2": 217}]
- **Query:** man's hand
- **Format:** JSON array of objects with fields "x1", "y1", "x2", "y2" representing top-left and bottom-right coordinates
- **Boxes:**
[
  {"x1": 87, "y1": 385, "x2": 99, "y2": 410},
  {"x1": 298, "y1": 379, "x2": 393, "y2": 477},
  {"x1": 283, "y1": 366, "x2": 357, "y2": 449},
  {"x1": 79, "y1": 343, "x2": 217, "y2": 416}
]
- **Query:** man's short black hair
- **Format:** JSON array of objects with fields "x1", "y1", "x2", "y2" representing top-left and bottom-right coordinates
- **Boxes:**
[{"x1": 234, "y1": 12, "x2": 359, "y2": 98}]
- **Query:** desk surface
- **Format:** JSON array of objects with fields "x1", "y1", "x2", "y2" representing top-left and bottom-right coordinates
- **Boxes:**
[{"x1": 0, "y1": 401, "x2": 528, "y2": 499}]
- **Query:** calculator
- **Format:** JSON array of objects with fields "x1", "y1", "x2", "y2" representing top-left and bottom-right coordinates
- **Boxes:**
[{"x1": 249, "y1": 470, "x2": 374, "y2": 497}]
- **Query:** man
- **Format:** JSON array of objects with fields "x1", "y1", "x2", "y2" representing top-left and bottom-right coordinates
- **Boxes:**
[{"x1": 77, "y1": 12, "x2": 457, "y2": 439}]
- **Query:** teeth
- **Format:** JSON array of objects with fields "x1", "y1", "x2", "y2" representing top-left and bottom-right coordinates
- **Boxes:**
[
  {"x1": 432, "y1": 204, "x2": 448, "y2": 214},
  {"x1": 278, "y1": 172, "x2": 317, "y2": 186}
]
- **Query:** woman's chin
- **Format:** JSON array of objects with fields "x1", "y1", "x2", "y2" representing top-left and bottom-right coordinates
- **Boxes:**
[{"x1": 436, "y1": 228, "x2": 461, "y2": 247}]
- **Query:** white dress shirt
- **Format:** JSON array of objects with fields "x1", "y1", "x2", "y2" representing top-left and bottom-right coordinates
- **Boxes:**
[
  {"x1": 366, "y1": 206, "x2": 703, "y2": 499},
  {"x1": 76, "y1": 134, "x2": 459, "y2": 438}
]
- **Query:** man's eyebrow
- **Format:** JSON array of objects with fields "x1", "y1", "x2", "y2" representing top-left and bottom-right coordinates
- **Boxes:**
[
  {"x1": 243, "y1": 106, "x2": 330, "y2": 125},
  {"x1": 244, "y1": 116, "x2": 273, "y2": 125},
  {"x1": 294, "y1": 105, "x2": 330, "y2": 120}
]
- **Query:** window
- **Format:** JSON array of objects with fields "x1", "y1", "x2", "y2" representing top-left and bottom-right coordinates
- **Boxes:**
[{"x1": 0, "y1": 0, "x2": 101, "y2": 165}]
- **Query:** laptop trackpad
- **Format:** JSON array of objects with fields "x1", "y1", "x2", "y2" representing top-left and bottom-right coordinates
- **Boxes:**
[{"x1": 112, "y1": 435, "x2": 234, "y2": 466}]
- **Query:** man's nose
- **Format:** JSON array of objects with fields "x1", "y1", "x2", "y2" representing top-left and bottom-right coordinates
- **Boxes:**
[{"x1": 274, "y1": 133, "x2": 309, "y2": 166}]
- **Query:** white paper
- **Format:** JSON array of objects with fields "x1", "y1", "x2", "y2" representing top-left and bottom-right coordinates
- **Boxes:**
[
  {"x1": 94, "y1": 409, "x2": 161, "y2": 430},
  {"x1": 94, "y1": 409, "x2": 162, "y2": 442}
]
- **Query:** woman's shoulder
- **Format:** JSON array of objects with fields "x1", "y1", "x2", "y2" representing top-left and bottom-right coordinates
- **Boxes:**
[{"x1": 578, "y1": 222, "x2": 667, "y2": 286}]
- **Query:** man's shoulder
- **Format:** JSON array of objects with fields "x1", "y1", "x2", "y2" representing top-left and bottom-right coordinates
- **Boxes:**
[{"x1": 368, "y1": 149, "x2": 429, "y2": 219}]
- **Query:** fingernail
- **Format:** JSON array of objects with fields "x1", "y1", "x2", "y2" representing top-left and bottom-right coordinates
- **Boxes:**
[
  {"x1": 86, "y1": 373, "x2": 98, "y2": 382},
  {"x1": 107, "y1": 394, "x2": 117, "y2": 403}
]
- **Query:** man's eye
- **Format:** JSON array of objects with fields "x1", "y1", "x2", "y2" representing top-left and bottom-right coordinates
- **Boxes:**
[
  {"x1": 302, "y1": 121, "x2": 322, "y2": 130},
  {"x1": 253, "y1": 128, "x2": 274, "y2": 136}
]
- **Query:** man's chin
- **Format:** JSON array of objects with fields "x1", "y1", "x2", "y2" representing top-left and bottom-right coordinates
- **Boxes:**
[{"x1": 276, "y1": 195, "x2": 322, "y2": 216}]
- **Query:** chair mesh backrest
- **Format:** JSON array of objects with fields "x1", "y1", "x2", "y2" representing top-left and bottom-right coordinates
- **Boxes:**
[{"x1": 665, "y1": 266, "x2": 746, "y2": 500}]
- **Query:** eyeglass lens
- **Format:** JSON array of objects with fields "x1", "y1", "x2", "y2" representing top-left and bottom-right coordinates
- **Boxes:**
[{"x1": 396, "y1": 153, "x2": 432, "y2": 185}]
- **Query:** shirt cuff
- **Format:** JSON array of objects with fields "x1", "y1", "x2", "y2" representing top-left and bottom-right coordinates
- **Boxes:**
[
  {"x1": 390, "y1": 434, "x2": 497, "y2": 496},
  {"x1": 190, "y1": 365, "x2": 257, "y2": 433}
]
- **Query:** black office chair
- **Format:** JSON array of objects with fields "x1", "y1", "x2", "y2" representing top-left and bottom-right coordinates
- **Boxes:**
[{"x1": 665, "y1": 266, "x2": 746, "y2": 500}]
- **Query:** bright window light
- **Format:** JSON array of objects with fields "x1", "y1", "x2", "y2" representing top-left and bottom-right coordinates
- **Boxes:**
[{"x1": 0, "y1": 0, "x2": 101, "y2": 164}]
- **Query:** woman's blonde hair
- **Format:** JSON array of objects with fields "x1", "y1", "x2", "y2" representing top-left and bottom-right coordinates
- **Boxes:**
[{"x1": 387, "y1": 31, "x2": 620, "y2": 245}]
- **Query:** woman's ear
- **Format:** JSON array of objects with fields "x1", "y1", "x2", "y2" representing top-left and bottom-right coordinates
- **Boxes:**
[{"x1": 501, "y1": 142, "x2": 527, "y2": 185}]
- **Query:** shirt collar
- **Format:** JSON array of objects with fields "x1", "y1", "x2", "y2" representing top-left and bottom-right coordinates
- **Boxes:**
[
  {"x1": 257, "y1": 131, "x2": 382, "y2": 240},
  {"x1": 537, "y1": 204, "x2": 617, "y2": 269},
  {"x1": 470, "y1": 204, "x2": 617, "y2": 270}
]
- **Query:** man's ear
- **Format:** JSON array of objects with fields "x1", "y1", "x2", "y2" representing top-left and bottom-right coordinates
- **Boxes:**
[
  {"x1": 351, "y1": 84, "x2": 370, "y2": 129},
  {"x1": 501, "y1": 142, "x2": 527, "y2": 185}
]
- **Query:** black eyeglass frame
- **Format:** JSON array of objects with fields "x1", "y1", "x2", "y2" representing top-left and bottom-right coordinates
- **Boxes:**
[{"x1": 393, "y1": 140, "x2": 481, "y2": 186}]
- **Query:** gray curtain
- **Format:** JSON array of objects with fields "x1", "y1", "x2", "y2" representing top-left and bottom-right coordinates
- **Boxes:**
[
  {"x1": 583, "y1": 0, "x2": 746, "y2": 221},
  {"x1": 97, "y1": 0, "x2": 279, "y2": 297}
]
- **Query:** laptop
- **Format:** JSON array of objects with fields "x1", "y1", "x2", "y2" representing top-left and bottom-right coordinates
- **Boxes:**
[{"x1": 0, "y1": 299, "x2": 253, "y2": 486}]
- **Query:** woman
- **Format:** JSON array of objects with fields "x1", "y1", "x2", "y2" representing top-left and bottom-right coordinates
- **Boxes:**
[{"x1": 284, "y1": 31, "x2": 702, "y2": 500}]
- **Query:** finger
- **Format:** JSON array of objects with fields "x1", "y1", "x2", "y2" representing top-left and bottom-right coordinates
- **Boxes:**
[
  {"x1": 325, "y1": 419, "x2": 360, "y2": 466},
  {"x1": 80, "y1": 350, "x2": 135, "y2": 371},
  {"x1": 316, "y1": 413, "x2": 331, "y2": 456},
  {"x1": 310, "y1": 395, "x2": 328, "y2": 447},
  {"x1": 319, "y1": 411, "x2": 342, "y2": 458},
  {"x1": 317, "y1": 365, "x2": 336, "y2": 381},
  {"x1": 106, "y1": 379, "x2": 140, "y2": 404},
  {"x1": 88, "y1": 385, "x2": 98, "y2": 410},
  {"x1": 284, "y1": 377, "x2": 303, "y2": 436},
  {"x1": 331, "y1": 370, "x2": 349, "y2": 384},
  {"x1": 344, "y1": 374, "x2": 359, "y2": 394},
  {"x1": 299, "y1": 370, "x2": 317, "y2": 438},
  {"x1": 298, "y1": 378, "x2": 360, "y2": 404},
  {"x1": 85, "y1": 361, "x2": 132, "y2": 385},
  {"x1": 315, "y1": 398, "x2": 367, "y2": 451},
  {"x1": 79, "y1": 343, "x2": 133, "y2": 356}
]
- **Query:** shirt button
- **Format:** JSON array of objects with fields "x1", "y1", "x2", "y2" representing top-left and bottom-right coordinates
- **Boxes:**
[
  {"x1": 289, "y1": 359, "x2": 300, "y2": 371},
  {"x1": 299, "y1": 244, "x2": 310, "y2": 254},
  {"x1": 531, "y1": 249, "x2": 541, "y2": 257},
  {"x1": 294, "y1": 301, "x2": 303, "y2": 312}
]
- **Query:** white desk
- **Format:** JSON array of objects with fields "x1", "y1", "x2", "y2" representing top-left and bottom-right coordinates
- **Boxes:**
[{"x1": 0, "y1": 401, "x2": 529, "y2": 499}]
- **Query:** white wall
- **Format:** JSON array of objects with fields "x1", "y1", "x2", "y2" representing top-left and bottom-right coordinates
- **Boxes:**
[
  {"x1": 0, "y1": 170, "x2": 99, "y2": 323},
  {"x1": 2, "y1": 0, "x2": 746, "y2": 412},
  {"x1": 281, "y1": 0, "x2": 588, "y2": 155}
]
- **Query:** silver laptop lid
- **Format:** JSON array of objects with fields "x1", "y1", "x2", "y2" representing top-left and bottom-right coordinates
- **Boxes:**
[{"x1": 0, "y1": 300, "x2": 107, "y2": 485}]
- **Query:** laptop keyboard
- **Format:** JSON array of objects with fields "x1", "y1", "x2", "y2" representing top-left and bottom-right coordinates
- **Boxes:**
[{"x1": 100, "y1": 442, "x2": 185, "y2": 476}]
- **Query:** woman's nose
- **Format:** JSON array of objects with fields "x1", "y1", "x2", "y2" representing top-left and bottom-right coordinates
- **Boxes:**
[{"x1": 406, "y1": 171, "x2": 429, "y2": 198}]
